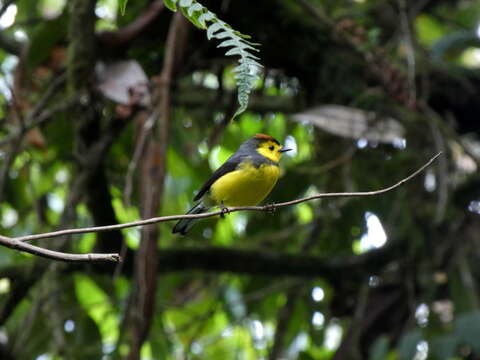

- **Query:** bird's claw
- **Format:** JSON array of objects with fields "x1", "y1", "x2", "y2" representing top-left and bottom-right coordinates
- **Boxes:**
[
  {"x1": 264, "y1": 203, "x2": 276, "y2": 214},
  {"x1": 220, "y1": 203, "x2": 230, "y2": 218}
]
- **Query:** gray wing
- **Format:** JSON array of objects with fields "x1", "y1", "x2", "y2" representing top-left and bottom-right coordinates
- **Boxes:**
[{"x1": 193, "y1": 154, "x2": 247, "y2": 201}]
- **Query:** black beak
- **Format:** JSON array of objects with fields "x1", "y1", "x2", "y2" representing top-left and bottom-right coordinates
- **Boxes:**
[{"x1": 279, "y1": 148, "x2": 292, "y2": 153}]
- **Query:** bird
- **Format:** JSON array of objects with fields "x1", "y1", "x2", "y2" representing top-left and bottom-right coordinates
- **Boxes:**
[{"x1": 172, "y1": 133, "x2": 291, "y2": 235}]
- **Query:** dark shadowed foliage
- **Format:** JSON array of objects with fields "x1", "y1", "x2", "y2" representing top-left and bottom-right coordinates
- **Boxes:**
[{"x1": 1, "y1": 0, "x2": 480, "y2": 359}]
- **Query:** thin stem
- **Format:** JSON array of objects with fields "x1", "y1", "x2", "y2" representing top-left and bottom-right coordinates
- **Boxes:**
[
  {"x1": 3, "y1": 152, "x2": 440, "y2": 244},
  {"x1": 0, "y1": 236, "x2": 120, "y2": 262}
]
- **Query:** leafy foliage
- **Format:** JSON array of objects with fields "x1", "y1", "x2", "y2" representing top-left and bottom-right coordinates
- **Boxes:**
[
  {"x1": 164, "y1": 0, "x2": 261, "y2": 119},
  {"x1": 119, "y1": 0, "x2": 128, "y2": 15},
  {"x1": 1, "y1": 0, "x2": 480, "y2": 359}
]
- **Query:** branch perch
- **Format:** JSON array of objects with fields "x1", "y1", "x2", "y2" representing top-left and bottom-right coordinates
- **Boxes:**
[
  {"x1": 0, "y1": 236, "x2": 120, "y2": 262},
  {"x1": 0, "y1": 153, "x2": 441, "y2": 262}
]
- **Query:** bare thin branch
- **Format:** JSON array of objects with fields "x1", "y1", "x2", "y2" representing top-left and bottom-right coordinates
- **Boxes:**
[
  {"x1": 5, "y1": 152, "x2": 440, "y2": 244},
  {"x1": 274, "y1": 152, "x2": 441, "y2": 207},
  {"x1": 123, "y1": 112, "x2": 155, "y2": 207},
  {"x1": 0, "y1": 236, "x2": 120, "y2": 262}
]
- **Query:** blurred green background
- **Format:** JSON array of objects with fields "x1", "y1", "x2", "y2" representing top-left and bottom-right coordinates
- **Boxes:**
[{"x1": 1, "y1": 0, "x2": 480, "y2": 359}]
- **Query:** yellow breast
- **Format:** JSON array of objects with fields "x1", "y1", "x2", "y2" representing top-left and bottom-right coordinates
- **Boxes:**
[{"x1": 209, "y1": 161, "x2": 280, "y2": 207}]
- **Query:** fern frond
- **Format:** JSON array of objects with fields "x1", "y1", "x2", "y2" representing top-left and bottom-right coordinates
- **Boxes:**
[
  {"x1": 119, "y1": 0, "x2": 128, "y2": 15},
  {"x1": 163, "y1": 0, "x2": 262, "y2": 120},
  {"x1": 163, "y1": 0, "x2": 178, "y2": 11}
]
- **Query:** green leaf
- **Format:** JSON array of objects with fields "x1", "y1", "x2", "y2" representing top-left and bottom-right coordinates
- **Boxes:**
[
  {"x1": 369, "y1": 336, "x2": 390, "y2": 360},
  {"x1": 74, "y1": 275, "x2": 119, "y2": 343},
  {"x1": 218, "y1": 39, "x2": 241, "y2": 49},
  {"x1": 187, "y1": 2, "x2": 203, "y2": 17},
  {"x1": 455, "y1": 311, "x2": 480, "y2": 353},
  {"x1": 415, "y1": 14, "x2": 445, "y2": 47},
  {"x1": 212, "y1": 30, "x2": 233, "y2": 40},
  {"x1": 119, "y1": 0, "x2": 128, "y2": 15},
  {"x1": 16, "y1": 0, "x2": 39, "y2": 23},
  {"x1": 397, "y1": 330, "x2": 422, "y2": 360},
  {"x1": 224, "y1": 47, "x2": 243, "y2": 57},
  {"x1": 163, "y1": 0, "x2": 178, "y2": 12},
  {"x1": 244, "y1": 53, "x2": 261, "y2": 62},
  {"x1": 170, "y1": 0, "x2": 262, "y2": 118},
  {"x1": 232, "y1": 103, "x2": 249, "y2": 120},
  {"x1": 206, "y1": 22, "x2": 224, "y2": 40},
  {"x1": 198, "y1": 11, "x2": 214, "y2": 27},
  {"x1": 429, "y1": 335, "x2": 459, "y2": 360},
  {"x1": 180, "y1": 5, "x2": 204, "y2": 29}
]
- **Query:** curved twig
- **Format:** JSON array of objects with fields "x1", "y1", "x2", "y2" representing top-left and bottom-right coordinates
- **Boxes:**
[
  {"x1": 0, "y1": 236, "x2": 120, "y2": 262},
  {"x1": 3, "y1": 152, "x2": 440, "y2": 245}
]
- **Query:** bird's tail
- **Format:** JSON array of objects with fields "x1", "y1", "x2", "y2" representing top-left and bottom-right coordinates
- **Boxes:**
[{"x1": 172, "y1": 202, "x2": 208, "y2": 235}]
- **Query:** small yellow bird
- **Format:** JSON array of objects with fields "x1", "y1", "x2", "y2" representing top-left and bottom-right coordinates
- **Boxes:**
[{"x1": 172, "y1": 134, "x2": 291, "y2": 235}]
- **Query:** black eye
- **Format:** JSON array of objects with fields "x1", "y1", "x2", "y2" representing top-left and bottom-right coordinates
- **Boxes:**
[{"x1": 269, "y1": 145, "x2": 274, "y2": 151}]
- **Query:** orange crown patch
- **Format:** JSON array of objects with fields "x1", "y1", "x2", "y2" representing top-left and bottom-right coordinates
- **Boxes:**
[{"x1": 254, "y1": 133, "x2": 280, "y2": 144}]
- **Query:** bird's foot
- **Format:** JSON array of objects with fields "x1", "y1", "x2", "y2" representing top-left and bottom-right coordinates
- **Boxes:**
[
  {"x1": 264, "y1": 203, "x2": 276, "y2": 214},
  {"x1": 220, "y1": 203, "x2": 230, "y2": 218}
]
